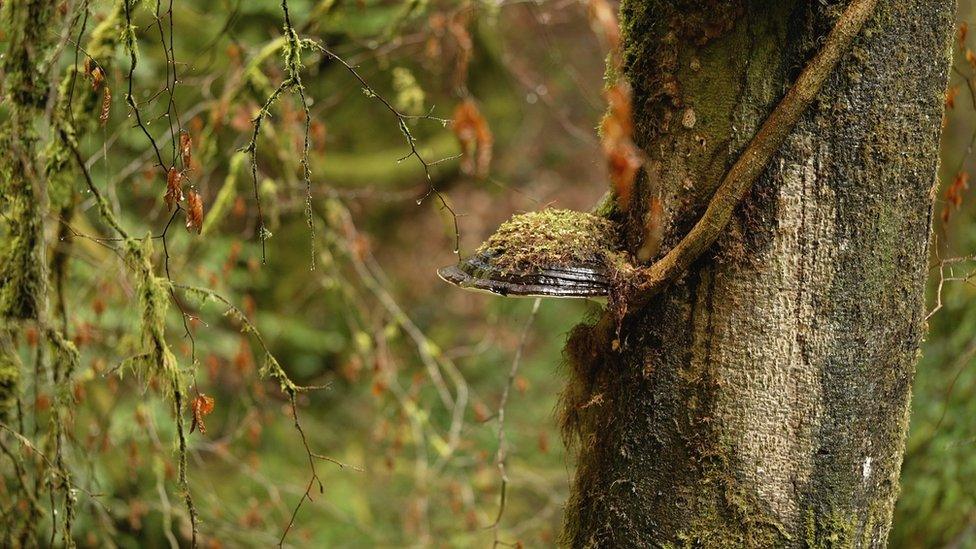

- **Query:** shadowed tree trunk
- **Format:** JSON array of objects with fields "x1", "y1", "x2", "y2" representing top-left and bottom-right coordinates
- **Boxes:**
[{"x1": 559, "y1": 1, "x2": 954, "y2": 546}]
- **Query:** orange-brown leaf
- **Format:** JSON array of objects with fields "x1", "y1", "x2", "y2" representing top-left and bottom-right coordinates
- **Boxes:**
[
  {"x1": 942, "y1": 171, "x2": 970, "y2": 224},
  {"x1": 227, "y1": 43, "x2": 242, "y2": 67},
  {"x1": 587, "y1": 0, "x2": 621, "y2": 60},
  {"x1": 165, "y1": 167, "x2": 183, "y2": 211},
  {"x1": 637, "y1": 197, "x2": 664, "y2": 262},
  {"x1": 310, "y1": 120, "x2": 327, "y2": 153},
  {"x1": 232, "y1": 195, "x2": 247, "y2": 218},
  {"x1": 961, "y1": 22, "x2": 969, "y2": 47},
  {"x1": 606, "y1": 143, "x2": 641, "y2": 211},
  {"x1": 179, "y1": 131, "x2": 192, "y2": 168},
  {"x1": 947, "y1": 85, "x2": 959, "y2": 110},
  {"x1": 600, "y1": 82, "x2": 642, "y2": 210},
  {"x1": 452, "y1": 99, "x2": 493, "y2": 177},
  {"x1": 185, "y1": 189, "x2": 204, "y2": 234},
  {"x1": 447, "y1": 13, "x2": 473, "y2": 88},
  {"x1": 190, "y1": 394, "x2": 216, "y2": 435},
  {"x1": 602, "y1": 83, "x2": 634, "y2": 141},
  {"x1": 90, "y1": 66, "x2": 105, "y2": 90},
  {"x1": 99, "y1": 87, "x2": 112, "y2": 126}
]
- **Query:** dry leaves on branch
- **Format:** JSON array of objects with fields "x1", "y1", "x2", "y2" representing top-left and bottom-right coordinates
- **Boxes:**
[
  {"x1": 453, "y1": 99, "x2": 492, "y2": 178},
  {"x1": 427, "y1": 11, "x2": 474, "y2": 88},
  {"x1": 637, "y1": 197, "x2": 664, "y2": 262},
  {"x1": 189, "y1": 394, "x2": 215, "y2": 435},
  {"x1": 165, "y1": 167, "x2": 184, "y2": 210},
  {"x1": 601, "y1": 83, "x2": 641, "y2": 210},
  {"x1": 90, "y1": 65, "x2": 105, "y2": 90},
  {"x1": 943, "y1": 171, "x2": 969, "y2": 224},
  {"x1": 186, "y1": 190, "x2": 204, "y2": 234},
  {"x1": 180, "y1": 131, "x2": 192, "y2": 168},
  {"x1": 100, "y1": 87, "x2": 112, "y2": 126}
]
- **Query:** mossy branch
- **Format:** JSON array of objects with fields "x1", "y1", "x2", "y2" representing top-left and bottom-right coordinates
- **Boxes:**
[{"x1": 626, "y1": 0, "x2": 878, "y2": 311}]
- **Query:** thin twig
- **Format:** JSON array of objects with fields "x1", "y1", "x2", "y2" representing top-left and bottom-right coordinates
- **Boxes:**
[
  {"x1": 304, "y1": 40, "x2": 462, "y2": 254},
  {"x1": 489, "y1": 298, "x2": 540, "y2": 548}
]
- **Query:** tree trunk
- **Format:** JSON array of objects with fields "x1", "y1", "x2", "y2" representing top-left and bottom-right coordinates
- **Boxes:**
[{"x1": 559, "y1": 1, "x2": 954, "y2": 546}]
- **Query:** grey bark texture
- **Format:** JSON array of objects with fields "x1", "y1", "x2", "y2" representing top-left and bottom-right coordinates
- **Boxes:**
[{"x1": 559, "y1": 1, "x2": 954, "y2": 547}]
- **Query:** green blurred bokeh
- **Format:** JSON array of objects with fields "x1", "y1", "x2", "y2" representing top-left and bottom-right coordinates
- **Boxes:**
[{"x1": 4, "y1": 0, "x2": 976, "y2": 546}]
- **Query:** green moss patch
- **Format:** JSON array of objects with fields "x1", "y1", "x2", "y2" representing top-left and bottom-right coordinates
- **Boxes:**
[
  {"x1": 0, "y1": 336, "x2": 21, "y2": 424},
  {"x1": 476, "y1": 209, "x2": 621, "y2": 273}
]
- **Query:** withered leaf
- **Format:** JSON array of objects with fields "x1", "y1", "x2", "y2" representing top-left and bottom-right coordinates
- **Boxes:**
[
  {"x1": 185, "y1": 189, "x2": 204, "y2": 234},
  {"x1": 91, "y1": 66, "x2": 105, "y2": 90},
  {"x1": 189, "y1": 393, "x2": 215, "y2": 435},
  {"x1": 947, "y1": 85, "x2": 959, "y2": 110},
  {"x1": 99, "y1": 87, "x2": 112, "y2": 126},
  {"x1": 943, "y1": 171, "x2": 970, "y2": 224},
  {"x1": 600, "y1": 83, "x2": 642, "y2": 211},
  {"x1": 165, "y1": 167, "x2": 184, "y2": 211},
  {"x1": 179, "y1": 131, "x2": 192, "y2": 168},
  {"x1": 452, "y1": 99, "x2": 492, "y2": 178}
]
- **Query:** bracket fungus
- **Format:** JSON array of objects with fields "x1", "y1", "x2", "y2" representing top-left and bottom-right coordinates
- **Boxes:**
[
  {"x1": 437, "y1": 209, "x2": 623, "y2": 298},
  {"x1": 440, "y1": 0, "x2": 877, "y2": 310}
]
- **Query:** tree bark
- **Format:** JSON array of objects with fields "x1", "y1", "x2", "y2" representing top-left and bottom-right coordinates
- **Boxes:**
[{"x1": 559, "y1": 1, "x2": 954, "y2": 547}]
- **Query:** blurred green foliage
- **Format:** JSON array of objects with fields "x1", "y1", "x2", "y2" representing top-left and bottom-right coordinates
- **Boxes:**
[
  {"x1": 1, "y1": 0, "x2": 974, "y2": 546},
  {"x1": 1, "y1": 0, "x2": 607, "y2": 546},
  {"x1": 891, "y1": 2, "x2": 976, "y2": 546}
]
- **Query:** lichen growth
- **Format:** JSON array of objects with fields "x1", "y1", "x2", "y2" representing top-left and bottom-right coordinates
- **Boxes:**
[
  {"x1": 392, "y1": 66, "x2": 425, "y2": 115},
  {"x1": 0, "y1": 332, "x2": 22, "y2": 424},
  {"x1": 476, "y1": 209, "x2": 621, "y2": 272},
  {"x1": 0, "y1": 166, "x2": 43, "y2": 320},
  {"x1": 44, "y1": 1, "x2": 124, "y2": 210},
  {"x1": 0, "y1": 0, "x2": 57, "y2": 321},
  {"x1": 120, "y1": 235, "x2": 181, "y2": 390}
]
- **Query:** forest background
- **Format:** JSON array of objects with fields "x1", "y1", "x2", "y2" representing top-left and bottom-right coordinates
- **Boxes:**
[{"x1": 1, "y1": 0, "x2": 975, "y2": 546}]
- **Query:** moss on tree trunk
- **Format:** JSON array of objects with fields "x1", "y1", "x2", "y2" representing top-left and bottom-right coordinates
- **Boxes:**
[
  {"x1": 0, "y1": 0, "x2": 57, "y2": 321},
  {"x1": 560, "y1": 1, "x2": 954, "y2": 546}
]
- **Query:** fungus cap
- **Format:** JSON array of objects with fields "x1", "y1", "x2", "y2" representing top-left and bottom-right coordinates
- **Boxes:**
[{"x1": 437, "y1": 209, "x2": 621, "y2": 298}]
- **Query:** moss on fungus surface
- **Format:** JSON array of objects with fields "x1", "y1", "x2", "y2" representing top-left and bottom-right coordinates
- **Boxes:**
[{"x1": 475, "y1": 209, "x2": 622, "y2": 273}]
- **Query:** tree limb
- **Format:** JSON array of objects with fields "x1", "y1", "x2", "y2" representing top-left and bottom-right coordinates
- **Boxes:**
[{"x1": 626, "y1": 0, "x2": 878, "y2": 311}]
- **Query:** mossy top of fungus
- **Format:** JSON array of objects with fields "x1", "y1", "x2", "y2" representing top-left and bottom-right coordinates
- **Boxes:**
[
  {"x1": 476, "y1": 209, "x2": 620, "y2": 273},
  {"x1": 438, "y1": 209, "x2": 623, "y2": 298}
]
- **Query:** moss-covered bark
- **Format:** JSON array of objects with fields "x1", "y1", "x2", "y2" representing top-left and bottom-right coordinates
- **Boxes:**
[
  {"x1": 560, "y1": 1, "x2": 954, "y2": 546},
  {"x1": 0, "y1": 0, "x2": 58, "y2": 321},
  {"x1": 0, "y1": 331, "x2": 22, "y2": 424}
]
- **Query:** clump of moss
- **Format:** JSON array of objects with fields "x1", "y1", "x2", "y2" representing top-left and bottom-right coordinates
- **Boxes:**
[
  {"x1": 0, "y1": 333, "x2": 21, "y2": 424},
  {"x1": 0, "y1": 143, "x2": 43, "y2": 321},
  {"x1": 119, "y1": 235, "x2": 180, "y2": 388},
  {"x1": 476, "y1": 209, "x2": 621, "y2": 272}
]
